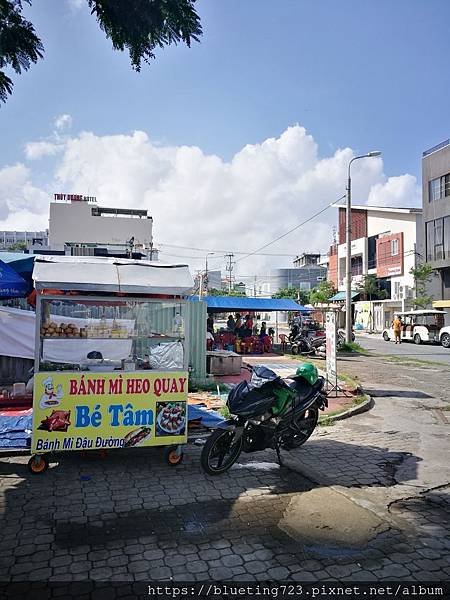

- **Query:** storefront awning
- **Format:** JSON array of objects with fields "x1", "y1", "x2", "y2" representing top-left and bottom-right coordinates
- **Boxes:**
[
  {"x1": 329, "y1": 291, "x2": 360, "y2": 302},
  {"x1": 433, "y1": 300, "x2": 450, "y2": 309},
  {"x1": 191, "y1": 295, "x2": 308, "y2": 313}
]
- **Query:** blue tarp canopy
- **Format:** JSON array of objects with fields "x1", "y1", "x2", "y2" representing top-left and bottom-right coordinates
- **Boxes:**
[
  {"x1": 0, "y1": 252, "x2": 35, "y2": 294},
  {"x1": 0, "y1": 260, "x2": 28, "y2": 298},
  {"x1": 329, "y1": 291, "x2": 360, "y2": 302},
  {"x1": 191, "y1": 295, "x2": 308, "y2": 313}
]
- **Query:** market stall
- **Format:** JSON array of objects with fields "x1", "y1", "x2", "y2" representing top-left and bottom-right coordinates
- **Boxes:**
[{"x1": 28, "y1": 255, "x2": 195, "y2": 473}]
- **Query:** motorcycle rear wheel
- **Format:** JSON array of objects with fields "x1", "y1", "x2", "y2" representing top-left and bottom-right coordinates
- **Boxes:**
[
  {"x1": 201, "y1": 428, "x2": 243, "y2": 475},
  {"x1": 282, "y1": 406, "x2": 319, "y2": 449}
]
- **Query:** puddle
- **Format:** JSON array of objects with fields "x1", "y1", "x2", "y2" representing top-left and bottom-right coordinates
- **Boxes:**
[{"x1": 279, "y1": 488, "x2": 389, "y2": 548}]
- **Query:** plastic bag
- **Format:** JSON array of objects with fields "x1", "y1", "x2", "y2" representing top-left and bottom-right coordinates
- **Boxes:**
[{"x1": 149, "y1": 342, "x2": 184, "y2": 370}]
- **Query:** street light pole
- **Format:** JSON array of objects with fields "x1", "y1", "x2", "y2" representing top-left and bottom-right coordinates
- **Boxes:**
[{"x1": 345, "y1": 151, "x2": 381, "y2": 343}]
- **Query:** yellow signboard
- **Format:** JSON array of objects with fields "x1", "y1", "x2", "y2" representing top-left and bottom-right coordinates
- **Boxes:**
[{"x1": 32, "y1": 371, "x2": 188, "y2": 453}]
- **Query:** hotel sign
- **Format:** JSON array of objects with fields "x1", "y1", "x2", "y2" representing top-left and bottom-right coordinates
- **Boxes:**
[{"x1": 54, "y1": 193, "x2": 97, "y2": 202}]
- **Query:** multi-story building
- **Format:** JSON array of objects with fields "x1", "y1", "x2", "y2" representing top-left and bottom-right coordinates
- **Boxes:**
[
  {"x1": 328, "y1": 205, "x2": 423, "y2": 331},
  {"x1": 0, "y1": 230, "x2": 48, "y2": 251},
  {"x1": 422, "y1": 139, "x2": 450, "y2": 311},
  {"x1": 48, "y1": 194, "x2": 156, "y2": 259}
]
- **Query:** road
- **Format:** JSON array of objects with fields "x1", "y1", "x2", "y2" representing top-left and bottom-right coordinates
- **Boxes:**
[
  {"x1": 356, "y1": 332, "x2": 450, "y2": 365},
  {"x1": 0, "y1": 353, "x2": 449, "y2": 588}
]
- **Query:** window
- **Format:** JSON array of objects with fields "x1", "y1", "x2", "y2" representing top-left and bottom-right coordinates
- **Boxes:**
[
  {"x1": 444, "y1": 217, "x2": 450, "y2": 260},
  {"x1": 394, "y1": 281, "x2": 401, "y2": 298},
  {"x1": 391, "y1": 238, "x2": 399, "y2": 256},
  {"x1": 426, "y1": 221, "x2": 434, "y2": 262},
  {"x1": 434, "y1": 218, "x2": 444, "y2": 260},
  {"x1": 429, "y1": 173, "x2": 450, "y2": 201},
  {"x1": 430, "y1": 178, "x2": 441, "y2": 202}
]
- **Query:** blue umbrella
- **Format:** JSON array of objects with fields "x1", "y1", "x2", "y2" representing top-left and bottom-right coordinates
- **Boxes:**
[{"x1": 0, "y1": 259, "x2": 28, "y2": 298}]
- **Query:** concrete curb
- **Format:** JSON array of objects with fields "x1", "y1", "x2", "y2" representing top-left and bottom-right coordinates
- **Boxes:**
[{"x1": 319, "y1": 393, "x2": 374, "y2": 424}]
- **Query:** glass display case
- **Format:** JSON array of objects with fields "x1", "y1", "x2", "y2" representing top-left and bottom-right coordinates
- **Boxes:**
[{"x1": 35, "y1": 296, "x2": 187, "y2": 372}]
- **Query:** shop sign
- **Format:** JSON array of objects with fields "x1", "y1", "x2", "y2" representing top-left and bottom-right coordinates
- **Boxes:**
[
  {"x1": 54, "y1": 193, "x2": 97, "y2": 202},
  {"x1": 32, "y1": 371, "x2": 188, "y2": 453},
  {"x1": 325, "y1": 312, "x2": 337, "y2": 387}
]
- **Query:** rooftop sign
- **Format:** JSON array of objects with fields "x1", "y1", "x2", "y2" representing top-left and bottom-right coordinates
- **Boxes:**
[{"x1": 54, "y1": 194, "x2": 97, "y2": 203}]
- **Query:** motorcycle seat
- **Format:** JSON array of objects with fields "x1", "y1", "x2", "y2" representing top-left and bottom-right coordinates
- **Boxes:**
[{"x1": 287, "y1": 377, "x2": 323, "y2": 400}]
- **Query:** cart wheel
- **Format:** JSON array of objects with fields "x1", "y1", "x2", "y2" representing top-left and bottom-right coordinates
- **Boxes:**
[
  {"x1": 164, "y1": 446, "x2": 184, "y2": 466},
  {"x1": 28, "y1": 454, "x2": 49, "y2": 474}
]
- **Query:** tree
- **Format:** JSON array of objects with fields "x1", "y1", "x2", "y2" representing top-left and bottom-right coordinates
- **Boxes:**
[
  {"x1": 356, "y1": 274, "x2": 388, "y2": 301},
  {"x1": 410, "y1": 263, "x2": 435, "y2": 309},
  {"x1": 8, "y1": 241, "x2": 27, "y2": 251},
  {"x1": 0, "y1": 1, "x2": 43, "y2": 103},
  {"x1": 0, "y1": 0, "x2": 202, "y2": 103},
  {"x1": 208, "y1": 288, "x2": 246, "y2": 297},
  {"x1": 272, "y1": 287, "x2": 309, "y2": 305},
  {"x1": 309, "y1": 280, "x2": 336, "y2": 305},
  {"x1": 356, "y1": 274, "x2": 387, "y2": 332}
]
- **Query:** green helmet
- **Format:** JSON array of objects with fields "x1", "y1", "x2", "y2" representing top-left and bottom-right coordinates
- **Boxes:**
[{"x1": 294, "y1": 362, "x2": 318, "y2": 386}]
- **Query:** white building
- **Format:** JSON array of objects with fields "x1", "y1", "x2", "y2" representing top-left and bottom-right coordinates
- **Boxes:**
[
  {"x1": 48, "y1": 196, "x2": 155, "y2": 259},
  {"x1": 329, "y1": 205, "x2": 423, "y2": 331}
]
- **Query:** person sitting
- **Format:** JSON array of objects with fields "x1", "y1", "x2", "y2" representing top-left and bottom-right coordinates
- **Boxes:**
[
  {"x1": 234, "y1": 313, "x2": 245, "y2": 337},
  {"x1": 259, "y1": 322, "x2": 267, "y2": 339},
  {"x1": 226, "y1": 314, "x2": 236, "y2": 331},
  {"x1": 244, "y1": 314, "x2": 254, "y2": 336}
]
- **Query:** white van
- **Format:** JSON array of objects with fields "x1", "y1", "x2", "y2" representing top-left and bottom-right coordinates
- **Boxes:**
[{"x1": 382, "y1": 310, "x2": 445, "y2": 345}]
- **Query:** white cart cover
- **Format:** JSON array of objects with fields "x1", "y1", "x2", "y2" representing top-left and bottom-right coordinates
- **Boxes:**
[{"x1": 33, "y1": 256, "x2": 193, "y2": 295}]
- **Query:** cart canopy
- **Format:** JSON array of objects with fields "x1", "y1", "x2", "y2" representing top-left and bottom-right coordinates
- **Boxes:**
[{"x1": 33, "y1": 256, "x2": 193, "y2": 295}]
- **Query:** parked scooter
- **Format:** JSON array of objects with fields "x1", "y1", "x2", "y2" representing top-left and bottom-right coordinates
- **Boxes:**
[
  {"x1": 290, "y1": 333, "x2": 325, "y2": 356},
  {"x1": 200, "y1": 364, "x2": 327, "y2": 475},
  {"x1": 337, "y1": 328, "x2": 355, "y2": 348}
]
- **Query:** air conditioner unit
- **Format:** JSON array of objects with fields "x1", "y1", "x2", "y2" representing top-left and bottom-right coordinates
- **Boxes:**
[{"x1": 316, "y1": 276, "x2": 325, "y2": 281}]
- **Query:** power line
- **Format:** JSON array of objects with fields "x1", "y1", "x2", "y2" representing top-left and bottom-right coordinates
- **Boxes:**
[{"x1": 235, "y1": 194, "x2": 346, "y2": 264}]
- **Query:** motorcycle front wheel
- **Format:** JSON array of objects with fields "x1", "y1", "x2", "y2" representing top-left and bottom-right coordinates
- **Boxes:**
[
  {"x1": 201, "y1": 428, "x2": 243, "y2": 475},
  {"x1": 282, "y1": 406, "x2": 319, "y2": 449}
]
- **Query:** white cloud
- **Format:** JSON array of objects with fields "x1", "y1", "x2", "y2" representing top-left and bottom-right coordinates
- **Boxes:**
[
  {"x1": 54, "y1": 114, "x2": 73, "y2": 132},
  {"x1": 67, "y1": 0, "x2": 84, "y2": 12},
  {"x1": 25, "y1": 141, "x2": 63, "y2": 160},
  {"x1": 0, "y1": 125, "x2": 421, "y2": 276},
  {"x1": 367, "y1": 174, "x2": 421, "y2": 208},
  {"x1": 0, "y1": 163, "x2": 50, "y2": 224}
]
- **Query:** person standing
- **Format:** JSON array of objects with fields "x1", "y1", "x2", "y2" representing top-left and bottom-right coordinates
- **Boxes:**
[
  {"x1": 392, "y1": 315, "x2": 402, "y2": 344},
  {"x1": 207, "y1": 313, "x2": 214, "y2": 334}
]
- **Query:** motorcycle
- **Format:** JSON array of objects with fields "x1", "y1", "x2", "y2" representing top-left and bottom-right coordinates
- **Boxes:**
[
  {"x1": 290, "y1": 332, "x2": 325, "y2": 356},
  {"x1": 337, "y1": 328, "x2": 355, "y2": 348},
  {"x1": 200, "y1": 364, "x2": 328, "y2": 475}
]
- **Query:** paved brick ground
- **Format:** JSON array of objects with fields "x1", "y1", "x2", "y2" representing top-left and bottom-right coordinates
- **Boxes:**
[
  {"x1": 1, "y1": 353, "x2": 449, "y2": 587},
  {"x1": 0, "y1": 434, "x2": 449, "y2": 585}
]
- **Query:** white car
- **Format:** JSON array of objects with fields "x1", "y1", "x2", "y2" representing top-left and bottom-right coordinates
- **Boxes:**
[
  {"x1": 382, "y1": 309, "x2": 445, "y2": 345},
  {"x1": 439, "y1": 326, "x2": 450, "y2": 349}
]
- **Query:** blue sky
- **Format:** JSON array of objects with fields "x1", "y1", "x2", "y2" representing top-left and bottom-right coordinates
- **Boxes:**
[
  {"x1": 3, "y1": 0, "x2": 449, "y2": 175},
  {"x1": 1, "y1": 0, "x2": 450, "y2": 273}
]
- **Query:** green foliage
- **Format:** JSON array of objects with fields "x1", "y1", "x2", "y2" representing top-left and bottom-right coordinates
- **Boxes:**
[
  {"x1": 0, "y1": 0, "x2": 44, "y2": 103},
  {"x1": 356, "y1": 274, "x2": 388, "y2": 300},
  {"x1": 1, "y1": 0, "x2": 202, "y2": 103},
  {"x1": 272, "y1": 287, "x2": 309, "y2": 305},
  {"x1": 8, "y1": 241, "x2": 27, "y2": 251},
  {"x1": 410, "y1": 263, "x2": 435, "y2": 309},
  {"x1": 88, "y1": 0, "x2": 202, "y2": 71},
  {"x1": 309, "y1": 280, "x2": 336, "y2": 305},
  {"x1": 208, "y1": 288, "x2": 246, "y2": 297},
  {"x1": 338, "y1": 341, "x2": 365, "y2": 354}
]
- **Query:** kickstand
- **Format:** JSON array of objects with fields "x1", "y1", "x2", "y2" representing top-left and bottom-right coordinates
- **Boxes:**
[{"x1": 275, "y1": 444, "x2": 284, "y2": 467}]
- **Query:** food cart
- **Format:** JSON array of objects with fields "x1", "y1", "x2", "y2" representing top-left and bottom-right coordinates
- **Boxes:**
[{"x1": 28, "y1": 255, "x2": 194, "y2": 473}]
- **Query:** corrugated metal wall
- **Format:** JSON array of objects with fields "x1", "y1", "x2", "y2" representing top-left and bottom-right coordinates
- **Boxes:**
[
  {"x1": 0, "y1": 356, "x2": 33, "y2": 386},
  {"x1": 187, "y1": 300, "x2": 207, "y2": 382}
]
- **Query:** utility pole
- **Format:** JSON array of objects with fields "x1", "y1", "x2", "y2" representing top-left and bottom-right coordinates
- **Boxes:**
[
  {"x1": 253, "y1": 275, "x2": 257, "y2": 297},
  {"x1": 225, "y1": 254, "x2": 234, "y2": 293}
]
